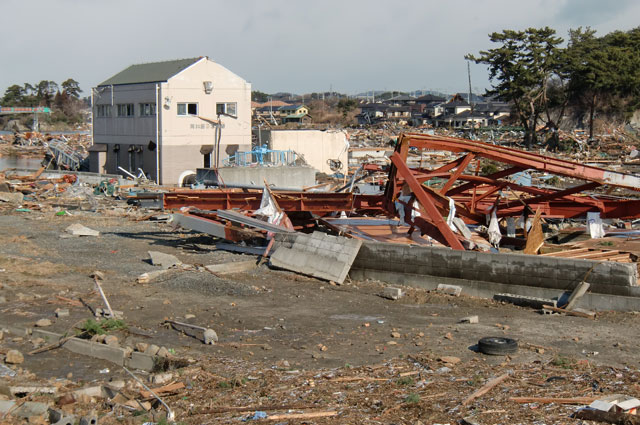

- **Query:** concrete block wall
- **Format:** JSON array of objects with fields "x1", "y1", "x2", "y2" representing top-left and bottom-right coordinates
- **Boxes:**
[
  {"x1": 351, "y1": 242, "x2": 638, "y2": 295},
  {"x1": 271, "y1": 231, "x2": 362, "y2": 283}
]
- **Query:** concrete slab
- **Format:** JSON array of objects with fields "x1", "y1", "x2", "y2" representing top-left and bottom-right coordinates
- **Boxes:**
[
  {"x1": 62, "y1": 337, "x2": 126, "y2": 366},
  {"x1": 494, "y1": 293, "x2": 557, "y2": 309},
  {"x1": 148, "y1": 251, "x2": 181, "y2": 269},
  {"x1": 270, "y1": 232, "x2": 362, "y2": 284},
  {"x1": 65, "y1": 223, "x2": 100, "y2": 237},
  {"x1": 205, "y1": 260, "x2": 257, "y2": 275}
]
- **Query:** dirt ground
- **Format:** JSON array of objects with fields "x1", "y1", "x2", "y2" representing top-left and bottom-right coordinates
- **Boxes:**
[{"x1": 1, "y1": 205, "x2": 640, "y2": 424}]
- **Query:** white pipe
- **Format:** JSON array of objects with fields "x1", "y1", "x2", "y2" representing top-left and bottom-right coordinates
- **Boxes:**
[
  {"x1": 155, "y1": 83, "x2": 160, "y2": 184},
  {"x1": 118, "y1": 166, "x2": 136, "y2": 179}
]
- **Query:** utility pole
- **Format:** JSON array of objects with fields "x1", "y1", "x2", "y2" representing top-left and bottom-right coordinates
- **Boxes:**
[{"x1": 467, "y1": 61, "x2": 473, "y2": 113}]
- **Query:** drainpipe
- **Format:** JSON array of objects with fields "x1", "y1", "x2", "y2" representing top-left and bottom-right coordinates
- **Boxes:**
[{"x1": 155, "y1": 83, "x2": 161, "y2": 184}]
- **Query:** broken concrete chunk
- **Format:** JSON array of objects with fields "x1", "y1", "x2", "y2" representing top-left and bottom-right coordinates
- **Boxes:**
[
  {"x1": 65, "y1": 223, "x2": 100, "y2": 237},
  {"x1": 5, "y1": 349, "x2": 24, "y2": 364},
  {"x1": 103, "y1": 335, "x2": 119, "y2": 347},
  {"x1": 0, "y1": 192, "x2": 24, "y2": 204},
  {"x1": 151, "y1": 372, "x2": 174, "y2": 385},
  {"x1": 440, "y1": 356, "x2": 461, "y2": 365},
  {"x1": 436, "y1": 284, "x2": 462, "y2": 297},
  {"x1": 157, "y1": 346, "x2": 170, "y2": 358},
  {"x1": 270, "y1": 231, "x2": 362, "y2": 284},
  {"x1": 55, "y1": 308, "x2": 70, "y2": 318},
  {"x1": 11, "y1": 401, "x2": 49, "y2": 419},
  {"x1": 204, "y1": 328, "x2": 218, "y2": 345},
  {"x1": 494, "y1": 293, "x2": 557, "y2": 310},
  {"x1": 136, "y1": 269, "x2": 170, "y2": 284},
  {"x1": 205, "y1": 260, "x2": 257, "y2": 275},
  {"x1": 460, "y1": 315, "x2": 479, "y2": 324},
  {"x1": 35, "y1": 318, "x2": 52, "y2": 327},
  {"x1": 148, "y1": 251, "x2": 181, "y2": 269},
  {"x1": 146, "y1": 344, "x2": 160, "y2": 356},
  {"x1": 135, "y1": 342, "x2": 149, "y2": 353},
  {"x1": 382, "y1": 287, "x2": 403, "y2": 300}
]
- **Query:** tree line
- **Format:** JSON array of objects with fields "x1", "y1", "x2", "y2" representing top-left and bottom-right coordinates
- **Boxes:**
[
  {"x1": 1, "y1": 79, "x2": 87, "y2": 125},
  {"x1": 467, "y1": 26, "x2": 640, "y2": 146}
]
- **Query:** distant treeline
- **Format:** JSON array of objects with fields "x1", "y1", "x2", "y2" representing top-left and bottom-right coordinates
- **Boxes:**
[
  {"x1": 1, "y1": 79, "x2": 87, "y2": 125},
  {"x1": 467, "y1": 26, "x2": 640, "y2": 145}
]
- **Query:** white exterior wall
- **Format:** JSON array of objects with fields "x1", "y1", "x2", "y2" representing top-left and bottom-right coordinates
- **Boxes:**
[
  {"x1": 91, "y1": 57, "x2": 251, "y2": 185},
  {"x1": 158, "y1": 59, "x2": 251, "y2": 184},
  {"x1": 270, "y1": 130, "x2": 349, "y2": 175}
]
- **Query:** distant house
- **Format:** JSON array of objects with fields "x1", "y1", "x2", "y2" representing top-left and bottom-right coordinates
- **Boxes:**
[
  {"x1": 474, "y1": 101, "x2": 511, "y2": 121},
  {"x1": 423, "y1": 101, "x2": 445, "y2": 118},
  {"x1": 415, "y1": 94, "x2": 446, "y2": 105},
  {"x1": 383, "y1": 94, "x2": 416, "y2": 106},
  {"x1": 279, "y1": 104, "x2": 312, "y2": 123},
  {"x1": 434, "y1": 109, "x2": 488, "y2": 128},
  {"x1": 442, "y1": 99, "x2": 471, "y2": 116},
  {"x1": 90, "y1": 57, "x2": 251, "y2": 184}
]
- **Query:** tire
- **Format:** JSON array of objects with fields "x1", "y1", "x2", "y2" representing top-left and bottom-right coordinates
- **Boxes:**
[{"x1": 478, "y1": 337, "x2": 518, "y2": 355}]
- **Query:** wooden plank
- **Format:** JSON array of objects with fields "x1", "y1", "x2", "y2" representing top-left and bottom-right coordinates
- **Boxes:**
[
  {"x1": 524, "y1": 208, "x2": 544, "y2": 255},
  {"x1": 510, "y1": 396, "x2": 597, "y2": 404},
  {"x1": 139, "y1": 382, "x2": 185, "y2": 398},
  {"x1": 540, "y1": 248, "x2": 591, "y2": 257},
  {"x1": 267, "y1": 411, "x2": 338, "y2": 421},
  {"x1": 463, "y1": 373, "x2": 510, "y2": 406},
  {"x1": 542, "y1": 305, "x2": 595, "y2": 319}
]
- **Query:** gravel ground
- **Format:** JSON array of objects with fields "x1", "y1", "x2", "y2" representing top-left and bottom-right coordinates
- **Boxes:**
[{"x1": 0, "y1": 206, "x2": 639, "y2": 423}]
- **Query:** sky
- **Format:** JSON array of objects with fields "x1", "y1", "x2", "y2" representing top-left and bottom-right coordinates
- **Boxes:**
[{"x1": 1, "y1": 0, "x2": 639, "y2": 98}]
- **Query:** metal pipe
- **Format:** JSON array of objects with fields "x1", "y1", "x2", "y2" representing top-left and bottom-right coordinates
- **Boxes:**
[
  {"x1": 201, "y1": 181, "x2": 306, "y2": 192},
  {"x1": 155, "y1": 83, "x2": 160, "y2": 184}
]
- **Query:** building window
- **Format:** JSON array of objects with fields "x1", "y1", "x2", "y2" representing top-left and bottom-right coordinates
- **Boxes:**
[
  {"x1": 96, "y1": 104, "x2": 112, "y2": 117},
  {"x1": 116, "y1": 103, "x2": 134, "y2": 117},
  {"x1": 177, "y1": 103, "x2": 198, "y2": 116},
  {"x1": 139, "y1": 103, "x2": 156, "y2": 116},
  {"x1": 216, "y1": 102, "x2": 237, "y2": 117}
]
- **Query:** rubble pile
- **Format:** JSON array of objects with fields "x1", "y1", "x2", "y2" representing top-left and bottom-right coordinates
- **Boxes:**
[{"x1": 0, "y1": 132, "x2": 91, "y2": 166}]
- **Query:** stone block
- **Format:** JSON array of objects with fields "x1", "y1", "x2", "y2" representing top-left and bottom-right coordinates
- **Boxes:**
[
  {"x1": 382, "y1": 287, "x2": 403, "y2": 300},
  {"x1": 127, "y1": 352, "x2": 156, "y2": 371},
  {"x1": 460, "y1": 315, "x2": 479, "y2": 324},
  {"x1": 30, "y1": 329, "x2": 62, "y2": 343},
  {"x1": 436, "y1": 284, "x2": 462, "y2": 296},
  {"x1": 62, "y1": 338, "x2": 126, "y2": 366}
]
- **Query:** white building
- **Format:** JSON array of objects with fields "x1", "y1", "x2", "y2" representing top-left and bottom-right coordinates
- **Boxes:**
[{"x1": 90, "y1": 57, "x2": 251, "y2": 184}]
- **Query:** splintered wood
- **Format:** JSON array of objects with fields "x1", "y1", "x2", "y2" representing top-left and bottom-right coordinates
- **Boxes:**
[{"x1": 524, "y1": 208, "x2": 544, "y2": 255}]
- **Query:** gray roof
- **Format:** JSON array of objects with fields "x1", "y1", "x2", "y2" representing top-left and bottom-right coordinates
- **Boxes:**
[{"x1": 98, "y1": 57, "x2": 202, "y2": 86}]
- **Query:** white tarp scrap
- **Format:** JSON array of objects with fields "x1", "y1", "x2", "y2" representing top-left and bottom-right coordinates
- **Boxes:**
[
  {"x1": 446, "y1": 197, "x2": 457, "y2": 232},
  {"x1": 396, "y1": 194, "x2": 421, "y2": 226},
  {"x1": 487, "y1": 210, "x2": 502, "y2": 247},
  {"x1": 587, "y1": 212, "x2": 605, "y2": 239},
  {"x1": 255, "y1": 188, "x2": 284, "y2": 225}
]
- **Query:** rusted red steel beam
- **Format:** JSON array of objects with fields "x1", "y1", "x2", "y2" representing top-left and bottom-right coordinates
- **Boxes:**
[
  {"x1": 493, "y1": 182, "x2": 602, "y2": 215},
  {"x1": 440, "y1": 153, "x2": 476, "y2": 195},
  {"x1": 164, "y1": 190, "x2": 386, "y2": 214},
  {"x1": 445, "y1": 166, "x2": 525, "y2": 196},
  {"x1": 390, "y1": 152, "x2": 465, "y2": 250},
  {"x1": 488, "y1": 199, "x2": 640, "y2": 219},
  {"x1": 403, "y1": 133, "x2": 640, "y2": 190}
]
